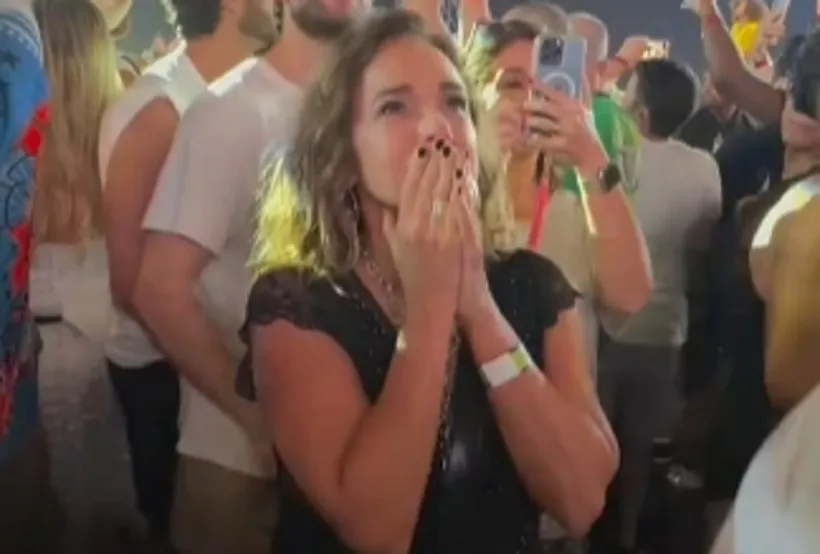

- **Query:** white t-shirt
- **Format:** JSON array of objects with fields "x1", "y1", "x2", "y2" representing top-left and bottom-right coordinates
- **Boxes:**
[
  {"x1": 99, "y1": 44, "x2": 207, "y2": 367},
  {"x1": 751, "y1": 178, "x2": 820, "y2": 249},
  {"x1": 600, "y1": 138, "x2": 721, "y2": 346},
  {"x1": 712, "y1": 384, "x2": 820, "y2": 554},
  {"x1": 143, "y1": 59, "x2": 302, "y2": 476}
]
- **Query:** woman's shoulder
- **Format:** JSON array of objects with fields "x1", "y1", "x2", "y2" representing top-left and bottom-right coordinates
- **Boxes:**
[{"x1": 246, "y1": 266, "x2": 336, "y2": 330}]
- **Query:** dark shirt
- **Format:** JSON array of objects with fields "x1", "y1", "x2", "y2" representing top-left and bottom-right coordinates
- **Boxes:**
[
  {"x1": 676, "y1": 107, "x2": 753, "y2": 154},
  {"x1": 238, "y1": 250, "x2": 576, "y2": 554},
  {"x1": 703, "y1": 127, "x2": 787, "y2": 499},
  {"x1": 715, "y1": 124, "x2": 785, "y2": 219}
]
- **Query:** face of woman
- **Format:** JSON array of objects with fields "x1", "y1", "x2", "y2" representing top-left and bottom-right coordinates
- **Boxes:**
[
  {"x1": 352, "y1": 37, "x2": 477, "y2": 207},
  {"x1": 491, "y1": 38, "x2": 536, "y2": 104}
]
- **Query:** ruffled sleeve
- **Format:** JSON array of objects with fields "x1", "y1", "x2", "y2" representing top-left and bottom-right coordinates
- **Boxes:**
[
  {"x1": 503, "y1": 249, "x2": 578, "y2": 331},
  {"x1": 236, "y1": 268, "x2": 321, "y2": 400}
]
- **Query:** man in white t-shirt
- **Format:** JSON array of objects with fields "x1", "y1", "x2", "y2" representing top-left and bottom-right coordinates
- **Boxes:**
[
  {"x1": 596, "y1": 59, "x2": 721, "y2": 553},
  {"x1": 100, "y1": 0, "x2": 276, "y2": 545},
  {"x1": 131, "y1": 1, "x2": 363, "y2": 552}
]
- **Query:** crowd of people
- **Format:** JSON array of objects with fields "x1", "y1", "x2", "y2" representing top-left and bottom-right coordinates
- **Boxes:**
[{"x1": 1, "y1": 0, "x2": 820, "y2": 553}]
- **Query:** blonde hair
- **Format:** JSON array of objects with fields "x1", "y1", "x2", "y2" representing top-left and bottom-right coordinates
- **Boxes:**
[
  {"x1": 462, "y1": 20, "x2": 541, "y2": 238},
  {"x1": 253, "y1": 10, "x2": 514, "y2": 277},
  {"x1": 34, "y1": 0, "x2": 122, "y2": 244}
]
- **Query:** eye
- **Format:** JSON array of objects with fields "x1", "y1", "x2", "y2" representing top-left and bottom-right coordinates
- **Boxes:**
[
  {"x1": 497, "y1": 77, "x2": 527, "y2": 91},
  {"x1": 377, "y1": 99, "x2": 406, "y2": 116},
  {"x1": 446, "y1": 94, "x2": 468, "y2": 111}
]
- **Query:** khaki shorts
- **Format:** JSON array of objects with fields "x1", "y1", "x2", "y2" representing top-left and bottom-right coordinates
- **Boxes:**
[
  {"x1": 0, "y1": 430, "x2": 63, "y2": 554},
  {"x1": 172, "y1": 455, "x2": 277, "y2": 554}
]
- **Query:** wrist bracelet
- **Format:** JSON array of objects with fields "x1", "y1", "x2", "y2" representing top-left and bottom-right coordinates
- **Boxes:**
[{"x1": 480, "y1": 343, "x2": 536, "y2": 388}]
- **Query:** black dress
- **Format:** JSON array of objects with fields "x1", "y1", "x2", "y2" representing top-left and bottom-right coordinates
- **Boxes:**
[{"x1": 237, "y1": 250, "x2": 576, "y2": 554}]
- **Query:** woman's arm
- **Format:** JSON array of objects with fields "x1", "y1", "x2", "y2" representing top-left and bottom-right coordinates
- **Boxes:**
[
  {"x1": 581, "y1": 160, "x2": 653, "y2": 315},
  {"x1": 253, "y1": 305, "x2": 454, "y2": 553},
  {"x1": 463, "y1": 304, "x2": 618, "y2": 536}
]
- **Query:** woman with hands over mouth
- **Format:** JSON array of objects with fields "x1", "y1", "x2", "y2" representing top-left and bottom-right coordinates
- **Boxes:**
[{"x1": 237, "y1": 10, "x2": 617, "y2": 554}]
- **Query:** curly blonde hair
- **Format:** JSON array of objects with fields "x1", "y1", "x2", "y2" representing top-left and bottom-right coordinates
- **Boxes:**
[{"x1": 253, "y1": 9, "x2": 514, "y2": 277}]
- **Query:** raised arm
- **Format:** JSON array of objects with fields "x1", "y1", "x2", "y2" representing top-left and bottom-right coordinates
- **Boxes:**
[
  {"x1": 459, "y1": 254, "x2": 618, "y2": 536},
  {"x1": 696, "y1": 0, "x2": 784, "y2": 125}
]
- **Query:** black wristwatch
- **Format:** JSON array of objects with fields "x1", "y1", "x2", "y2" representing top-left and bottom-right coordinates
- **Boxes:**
[{"x1": 592, "y1": 162, "x2": 622, "y2": 193}]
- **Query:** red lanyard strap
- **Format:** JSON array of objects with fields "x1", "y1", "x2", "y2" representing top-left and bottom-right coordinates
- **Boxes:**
[{"x1": 527, "y1": 179, "x2": 552, "y2": 249}]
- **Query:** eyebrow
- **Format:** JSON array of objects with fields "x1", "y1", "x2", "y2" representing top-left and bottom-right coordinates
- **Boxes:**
[{"x1": 374, "y1": 80, "x2": 466, "y2": 101}]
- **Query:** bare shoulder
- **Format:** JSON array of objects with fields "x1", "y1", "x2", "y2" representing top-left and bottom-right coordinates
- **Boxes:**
[{"x1": 773, "y1": 198, "x2": 820, "y2": 255}]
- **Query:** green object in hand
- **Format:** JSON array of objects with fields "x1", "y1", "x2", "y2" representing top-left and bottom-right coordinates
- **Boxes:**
[{"x1": 561, "y1": 93, "x2": 639, "y2": 195}]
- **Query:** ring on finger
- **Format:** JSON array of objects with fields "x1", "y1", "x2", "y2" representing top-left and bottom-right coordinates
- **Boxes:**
[{"x1": 431, "y1": 199, "x2": 446, "y2": 220}]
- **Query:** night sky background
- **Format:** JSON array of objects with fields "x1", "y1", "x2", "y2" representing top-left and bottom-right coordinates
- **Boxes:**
[{"x1": 123, "y1": 0, "x2": 816, "y2": 73}]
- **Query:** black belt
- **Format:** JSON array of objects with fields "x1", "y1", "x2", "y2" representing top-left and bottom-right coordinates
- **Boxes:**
[{"x1": 34, "y1": 315, "x2": 63, "y2": 326}]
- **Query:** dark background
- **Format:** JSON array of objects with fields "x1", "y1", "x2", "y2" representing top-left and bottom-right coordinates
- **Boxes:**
[{"x1": 123, "y1": 0, "x2": 815, "y2": 72}]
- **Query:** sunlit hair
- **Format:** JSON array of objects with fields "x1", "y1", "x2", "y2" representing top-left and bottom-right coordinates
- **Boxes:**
[
  {"x1": 253, "y1": 9, "x2": 514, "y2": 276},
  {"x1": 34, "y1": 0, "x2": 122, "y2": 244}
]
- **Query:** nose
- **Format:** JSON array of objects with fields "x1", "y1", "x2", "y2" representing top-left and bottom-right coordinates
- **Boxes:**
[{"x1": 417, "y1": 110, "x2": 454, "y2": 141}]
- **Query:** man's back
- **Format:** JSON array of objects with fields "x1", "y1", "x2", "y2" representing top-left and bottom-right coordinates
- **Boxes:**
[{"x1": 601, "y1": 138, "x2": 721, "y2": 345}]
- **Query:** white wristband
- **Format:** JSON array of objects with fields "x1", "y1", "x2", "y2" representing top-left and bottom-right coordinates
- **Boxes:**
[{"x1": 480, "y1": 344, "x2": 535, "y2": 388}]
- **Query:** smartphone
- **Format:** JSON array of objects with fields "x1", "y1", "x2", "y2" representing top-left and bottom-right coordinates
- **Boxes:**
[
  {"x1": 771, "y1": 0, "x2": 791, "y2": 15},
  {"x1": 643, "y1": 39, "x2": 671, "y2": 60},
  {"x1": 531, "y1": 34, "x2": 587, "y2": 100},
  {"x1": 440, "y1": 0, "x2": 461, "y2": 41}
]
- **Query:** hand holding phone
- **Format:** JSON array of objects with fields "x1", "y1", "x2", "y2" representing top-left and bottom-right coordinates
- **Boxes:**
[{"x1": 643, "y1": 39, "x2": 671, "y2": 60}]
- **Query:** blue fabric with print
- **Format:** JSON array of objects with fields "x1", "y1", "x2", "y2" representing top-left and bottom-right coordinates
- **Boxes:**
[{"x1": 0, "y1": 4, "x2": 48, "y2": 466}]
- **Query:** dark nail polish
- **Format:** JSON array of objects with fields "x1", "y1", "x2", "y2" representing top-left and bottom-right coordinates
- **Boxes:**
[
  {"x1": 442, "y1": 146, "x2": 451, "y2": 157},
  {"x1": 455, "y1": 168, "x2": 463, "y2": 179},
  {"x1": 435, "y1": 139, "x2": 445, "y2": 150},
  {"x1": 417, "y1": 147, "x2": 427, "y2": 158}
]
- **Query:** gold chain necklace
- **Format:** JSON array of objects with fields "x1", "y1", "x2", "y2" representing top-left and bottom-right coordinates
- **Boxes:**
[{"x1": 360, "y1": 253, "x2": 461, "y2": 439}]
